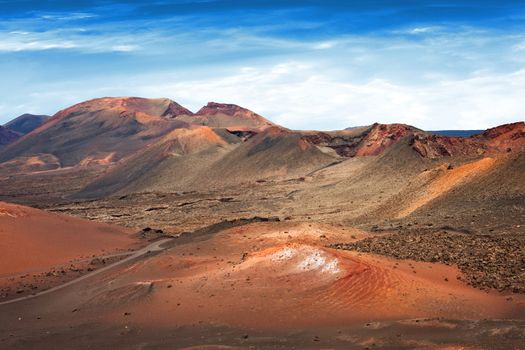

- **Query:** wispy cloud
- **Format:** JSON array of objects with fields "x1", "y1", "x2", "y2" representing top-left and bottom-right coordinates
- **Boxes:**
[
  {"x1": 0, "y1": 1, "x2": 524, "y2": 129},
  {"x1": 38, "y1": 12, "x2": 97, "y2": 21},
  {"x1": 8, "y1": 61, "x2": 524, "y2": 131},
  {"x1": 0, "y1": 28, "x2": 143, "y2": 53},
  {"x1": 135, "y1": 62, "x2": 525, "y2": 130},
  {"x1": 407, "y1": 26, "x2": 440, "y2": 34},
  {"x1": 312, "y1": 41, "x2": 336, "y2": 50}
]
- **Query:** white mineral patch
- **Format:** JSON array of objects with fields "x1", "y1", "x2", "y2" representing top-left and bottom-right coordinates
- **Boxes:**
[
  {"x1": 321, "y1": 258, "x2": 341, "y2": 274},
  {"x1": 268, "y1": 246, "x2": 341, "y2": 275},
  {"x1": 297, "y1": 251, "x2": 326, "y2": 271},
  {"x1": 270, "y1": 247, "x2": 296, "y2": 261}
]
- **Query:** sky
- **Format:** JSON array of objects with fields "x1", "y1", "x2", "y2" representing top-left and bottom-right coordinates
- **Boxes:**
[{"x1": 1, "y1": 1, "x2": 525, "y2": 130}]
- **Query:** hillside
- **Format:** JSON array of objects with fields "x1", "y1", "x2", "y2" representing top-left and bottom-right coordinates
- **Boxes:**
[
  {"x1": 0, "y1": 126, "x2": 20, "y2": 148},
  {"x1": 0, "y1": 97, "x2": 522, "y2": 204},
  {"x1": 76, "y1": 126, "x2": 241, "y2": 198},
  {"x1": 0, "y1": 201, "x2": 139, "y2": 302}
]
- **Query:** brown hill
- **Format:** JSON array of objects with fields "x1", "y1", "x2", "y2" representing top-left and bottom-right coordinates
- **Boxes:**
[
  {"x1": 75, "y1": 126, "x2": 337, "y2": 198},
  {"x1": 194, "y1": 127, "x2": 337, "y2": 187},
  {"x1": 4, "y1": 114, "x2": 50, "y2": 135},
  {"x1": 286, "y1": 123, "x2": 525, "y2": 227},
  {"x1": 0, "y1": 96, "x2": 522, "y2": 205},
  {"x1": 75, "y1": 126, "x2": 241, "y2": 198},
  {"x1": 289, "y1": 138, "x2": 430, "y2": 224},
  {"x1": 393, "y1": 149, "x2": 525, "y2": 225},
  {"x1": 302, "y1": 123, "x2": 420, "y2": 157},
  {"x1": 176, "y1": 102, "x2": 275, "y2": 130},
  {"x1": 0, "y1": 97, "x2": 191, "y2": 167},
  {"x1": 411, "y1": 122, "x2": 525, "y2": 158},
  {"x1": 476, "y1": 121, "x2": 525, "y2": 153}
]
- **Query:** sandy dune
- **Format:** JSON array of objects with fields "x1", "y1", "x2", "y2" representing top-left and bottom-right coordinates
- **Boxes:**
[
  {"x1": 397, "y1": 157, "x2": 496, "y2": 218},
  {"x1": 6, "y1": 222, "x2": 515, "y2": 328},
  {"x1": 105, "y1": 222, "x2": 518, "y2": 329},
  {"x1": 0, "y1": 221, "x2": 522, "y2": 349},
  {"x1": 0, "y1": 201, "x2": 137, "y2": 279}
]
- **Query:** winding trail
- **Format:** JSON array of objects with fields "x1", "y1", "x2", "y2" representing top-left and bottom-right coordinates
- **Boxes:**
[{"x1": 0, "y1": 238, "x2": 173, "y2": 306}]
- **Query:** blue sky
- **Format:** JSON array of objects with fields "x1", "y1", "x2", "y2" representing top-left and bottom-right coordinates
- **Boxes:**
[{"x1": 1, "y1": 1, "x2": 525, "y2": 130}]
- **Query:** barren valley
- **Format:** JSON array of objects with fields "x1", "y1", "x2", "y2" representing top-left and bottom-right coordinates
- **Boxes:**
[{"x1": 0, "y1": 97, "x2": 524, "y2": 349}]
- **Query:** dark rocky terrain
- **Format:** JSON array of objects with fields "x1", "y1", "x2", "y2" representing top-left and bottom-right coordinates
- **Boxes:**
[
  {"x1": 0, "y1": 125, "x2": 20, "y2": 148},
  {"x1": 332, "y1": 229, "x2": 525, "y2": 293}
]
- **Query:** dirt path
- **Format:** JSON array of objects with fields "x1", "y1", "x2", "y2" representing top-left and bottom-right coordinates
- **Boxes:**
[{"x1": 0, "y1": 238, "x2": 173, "y2": 306}]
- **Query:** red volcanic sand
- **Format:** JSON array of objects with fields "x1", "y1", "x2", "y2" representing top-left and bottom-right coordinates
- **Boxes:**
[
  {"x1": 73, "y1": 222, "x2": 521, "y2": 331},
  {"x1": 0, "y1": 201, "x2": 136, "y2": 278}
]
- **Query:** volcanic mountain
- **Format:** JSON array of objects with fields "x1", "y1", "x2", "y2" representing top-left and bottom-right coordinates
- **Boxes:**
[
  {"x1": 0, "y1": 97, "x2": 192, "y2": 167},
  {"x1": 0, "y1": 96, "x2": 523, "y2": 204},
  {"x1": 75, "y1": 125, "x2": 338, "y2": 198},
  {"x1": 0, "y1": 97, "x2": 524, "y2": 349},
  {"x1": 0, "y1": 98, "x2": 278, "y2": 169},
  {"x1": 76, "y1": 121, "x2": 524, "y2": 199},
  {"x1": 176, "y1": 102, "x2": 275, "y2": 130},
  {"x1": 76, "y1": 122, "x2": 420, "y2": 198},
  {"x1": 4, "y1": 114, "x2": 50, "y2": 135},
  {"x1": 75, "y1": 125, "x2": 241, "y2": 198}
]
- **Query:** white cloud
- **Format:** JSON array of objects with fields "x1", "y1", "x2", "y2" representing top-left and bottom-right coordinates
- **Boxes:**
[
  {"x1": 6, "y1": 61, "x2": 523, "y2": 130},
  {"x1": 0, "y1": 30, "x2": 141, "y2": 52},
  {"x1": 39, "y1": 13, "x2": 97, "y2": 21},
  {"x1": 111, "y1": 45, "x2": 138, "y2": 52},
  {"x1": 408, "y1": 26, "x2": 439, "y2": 34},
  {"x1": 0, "y1": 20, "x2": 523, "y2": 130},
  {"x1": 312, "y1": 41, "x2": 336, "y2": 50},
  {"x1": 126, "y1": 62, "x2": 525, "y2": 130}
]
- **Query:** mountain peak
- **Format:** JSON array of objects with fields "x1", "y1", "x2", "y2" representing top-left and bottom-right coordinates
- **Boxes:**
[
  {"x1": 475, "y1": 121, "x2": 525, "y2": 153},
  {"x1": 5, "y1": 113, "x2": 50, "y2": 135},
  {"x1": 186, "y1": 102, "x2": 275, "y2": 130},
  {"x1": 479, "y1": 121, "x2": 525, "y2": 139},
  {"x1": 353, "y1": 123, "x2": 420, "y2": 156},
  {"x1": 0, "y1": 97, "x2": 192, "y2": 167},
  {"x1": 196, "y1": 102, "x2": 256, "y2": 116},
  {"x1": 54, "y1": 97, "x2": 192, "y2": 120}
]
